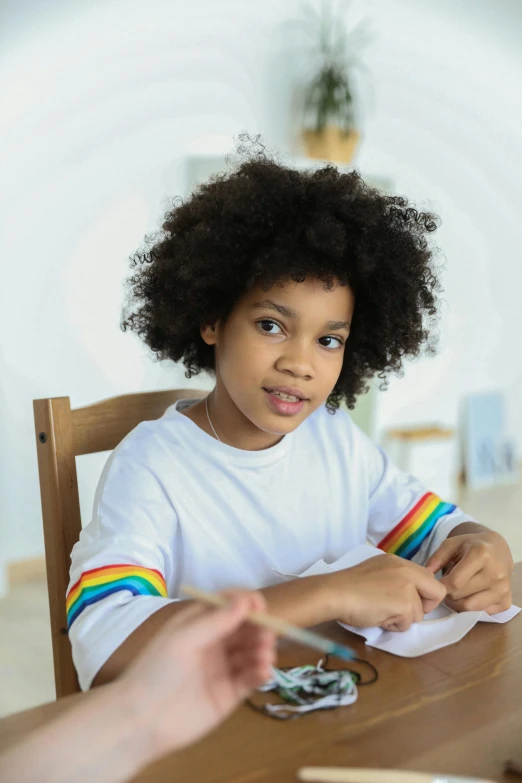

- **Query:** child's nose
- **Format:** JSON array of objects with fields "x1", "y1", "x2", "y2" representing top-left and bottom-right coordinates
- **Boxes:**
[{"x1": 275, "y1": 342, "x2": 314, "y2": 380}]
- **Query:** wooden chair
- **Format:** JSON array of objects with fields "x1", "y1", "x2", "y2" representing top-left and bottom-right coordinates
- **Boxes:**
[{"x1": 33, "y1": 388, "x2": 208, "y2": 698}]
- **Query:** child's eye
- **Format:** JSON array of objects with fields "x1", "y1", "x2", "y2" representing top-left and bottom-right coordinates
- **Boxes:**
[
  {"x1": 319, "y1": 335, "x2": 344, "y2": 350},
  {"x1": 257, "y1": 319, "x2": 283, "y2": 335}
]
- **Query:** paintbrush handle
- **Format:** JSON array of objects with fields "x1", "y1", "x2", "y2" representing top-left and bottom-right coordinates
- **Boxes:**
[
  {"x1": 298, "y1": 768, "x2": 495, "y2": 783},
  {"x1": 247, "y1": 610, "x2": 335, "y2": 652},
  {"x1": 180, "y1": 584, "x2": 355, "y2": 660},
  {"x1": 299, "y1": 771, "x2": 432, "y2": 783},
  {"x1": 181, "y1": 583, "x2": 311, "y2": 637},
  {"x1": 181, "y1": 584, "x2": 227, "y2": 610}
]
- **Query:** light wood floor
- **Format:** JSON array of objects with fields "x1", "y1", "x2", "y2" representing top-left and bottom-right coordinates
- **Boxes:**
[
  {"x1": 0, "y1": 579, "x2": 55, "y2": 717},
  {"x1": 1, "y1": 479, "x2": 521, "y2": 718}
]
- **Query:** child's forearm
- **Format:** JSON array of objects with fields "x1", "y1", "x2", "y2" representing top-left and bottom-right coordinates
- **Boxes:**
[
  {"x1": 448, "y1": 521, "x2": 490, "y2": 537},
  {"x1": 261, "y1": 575, "x2": 338, "y2": 627},
  {"x1": 92, "y1": 600, "x2": 193, "y2": 686},
  {"x1": 94, "y1": 578, "x2": 336, "y2": 687},
  {"x1": 0, "y1": 683, "x2": 156, "y2": 783}
]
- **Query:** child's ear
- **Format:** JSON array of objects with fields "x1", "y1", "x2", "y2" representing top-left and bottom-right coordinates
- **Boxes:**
[{"x1": 201, "y1": 322, "x2": 218, "y2": 346}]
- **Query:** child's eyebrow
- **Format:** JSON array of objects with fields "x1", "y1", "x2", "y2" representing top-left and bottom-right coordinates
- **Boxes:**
[
  {"x1": 251, "y1": 300, "x2": 351, "y2": 332},
  {"x1": 325, "y1": 319, "x2": 351, "y2": 332},
  {"x1": 252, "y1": 300, "x2": 298, "y2": 319}
]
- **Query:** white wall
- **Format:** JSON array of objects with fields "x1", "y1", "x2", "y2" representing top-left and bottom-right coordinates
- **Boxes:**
[
  {"x1": 1, "y1": 0, "x2": 521, "y2": 567},
  {"x1": 353, "y1": 0, "x2": 522, "y2": 444},
  {"x1": 0, "y1": 0, "x2": 301, "y2": 567}
]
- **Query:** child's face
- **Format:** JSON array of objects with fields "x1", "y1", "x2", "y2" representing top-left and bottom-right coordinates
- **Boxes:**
[{"x1": 202, "y1": 277, "x2": 355, "y2": 441}]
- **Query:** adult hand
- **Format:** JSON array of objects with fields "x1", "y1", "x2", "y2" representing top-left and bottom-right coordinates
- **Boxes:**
[{"x1": 117, "y1": 591, "x2": 276, "y2": 758}]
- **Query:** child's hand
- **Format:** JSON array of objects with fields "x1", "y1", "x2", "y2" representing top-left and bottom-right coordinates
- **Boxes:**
[
  {"x1": 117, "y1": 591, "x2": 275, "y2": 760},
  {"x1": 425, "y1": 530, "x2": 514, "y2": 614},
  {"x1": 325, "y1": 554, "x2": 446, "y2": 631}
]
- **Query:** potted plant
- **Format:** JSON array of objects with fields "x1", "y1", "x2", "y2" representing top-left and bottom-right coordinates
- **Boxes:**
[{"x1": 298, "y1": 1, "x2": 371, "y2": 163}]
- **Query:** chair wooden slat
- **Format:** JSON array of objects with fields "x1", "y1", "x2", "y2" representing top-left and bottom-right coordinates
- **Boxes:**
[
  {"x1": 34, "y1": 397, "x2": 82, "y2": 697},
  {"x1": 33, "y1": 387, "x2": 208, "y2": 698},
  {"x1": 72, "y1": 388, "x2": 207, "y2": 455}
]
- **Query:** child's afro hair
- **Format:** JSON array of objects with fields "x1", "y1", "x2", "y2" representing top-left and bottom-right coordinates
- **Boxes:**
[{"x1": 122, "y1": 137, "x2": 441, "y2": 410}]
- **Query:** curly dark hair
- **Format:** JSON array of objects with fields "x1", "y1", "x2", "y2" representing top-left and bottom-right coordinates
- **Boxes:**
[{"x1": 122, "y1": 139, "x2": 441, "y2": 411}]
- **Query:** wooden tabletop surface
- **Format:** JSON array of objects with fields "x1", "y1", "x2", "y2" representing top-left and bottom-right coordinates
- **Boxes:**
[{"x1": 1, "y1": 565, "x2": 522, "y2": 783}]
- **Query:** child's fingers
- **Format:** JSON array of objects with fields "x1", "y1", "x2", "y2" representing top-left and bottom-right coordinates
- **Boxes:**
[
  {"x1": 442, "y1": 567, "x2": 490, "y2": 600},
  {"x1": 381, "y1": 613, "x2": 414, "y2": 632},
  {"x1": 381, "y1": 620, "x2": 408, "y2": 632},
  {"x1": 482, "y1": 596, "x2": 512, "y2": 615},
  {"x1": 425, "y1": 538, "x2": 465, "y2": 574},
  {"x1": 445, "y1": 587, "x2": 506, "y2": 613},
  {"x1": 440, "y1": 550, "x2": 484, "y2": 594},
  {"x1": 413, "y1": 569, "x2": 447, "y2": 613}
]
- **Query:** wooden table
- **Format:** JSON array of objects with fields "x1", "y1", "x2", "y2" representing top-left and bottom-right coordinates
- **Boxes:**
[{"x1": 2, "y1": 566, "x2": 522, "y2": 783}]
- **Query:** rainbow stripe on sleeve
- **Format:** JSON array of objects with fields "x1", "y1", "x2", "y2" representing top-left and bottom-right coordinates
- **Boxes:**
[
  {"x1": 66, "y1": 564, "x2": 168, "y2": 628},
  {"x1": 377, "y1": 492, "x2": 456, "y2": 560}
]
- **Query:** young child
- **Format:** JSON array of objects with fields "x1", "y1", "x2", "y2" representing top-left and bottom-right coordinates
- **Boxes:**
[{"x1": 67, "y1": 146, "x2": 513, "y2": 691}]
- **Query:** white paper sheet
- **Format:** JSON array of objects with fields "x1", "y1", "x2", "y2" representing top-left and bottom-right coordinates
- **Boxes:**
[{"x1": 273, "y1": 544, "x2": 520, "y2": 657}]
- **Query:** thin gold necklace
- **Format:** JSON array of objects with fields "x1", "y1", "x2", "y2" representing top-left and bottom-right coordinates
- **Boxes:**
[{"x1": 205, "y1": 395, "x2": 222, "y2": 443}]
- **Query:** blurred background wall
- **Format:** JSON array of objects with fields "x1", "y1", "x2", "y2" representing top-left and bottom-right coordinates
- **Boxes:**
[{"x1": 1, "y1": 0, "x2": 521, "y2": 591}]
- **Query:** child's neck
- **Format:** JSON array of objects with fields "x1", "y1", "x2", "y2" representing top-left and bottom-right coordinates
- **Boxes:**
[{"x1": 183, "y1": 388, "x2": 284, "y2": 451}]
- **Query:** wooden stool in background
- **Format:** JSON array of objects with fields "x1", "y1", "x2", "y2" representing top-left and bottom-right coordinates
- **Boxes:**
[{"x1": 384, "y1": 426, "x2": 458, "y2": 502}]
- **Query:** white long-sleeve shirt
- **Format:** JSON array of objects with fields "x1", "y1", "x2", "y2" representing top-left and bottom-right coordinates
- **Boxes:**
[{"x1": 67, "y1": 399, "x2": 473, "y2": 689}]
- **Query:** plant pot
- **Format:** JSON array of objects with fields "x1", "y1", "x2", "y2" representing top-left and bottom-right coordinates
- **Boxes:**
[{"x1": 302, "y1": 126, "x2": 360, "y2": 164}]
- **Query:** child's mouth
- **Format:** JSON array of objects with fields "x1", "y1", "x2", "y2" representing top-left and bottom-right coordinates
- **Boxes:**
[{"x1": 263, "y1": 388, "x2": 307, "y2": 416}]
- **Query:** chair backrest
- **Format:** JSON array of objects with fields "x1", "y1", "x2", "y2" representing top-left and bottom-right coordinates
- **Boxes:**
[{"x1": 33, "y1": 388, "x2": 208, "y2": 698}]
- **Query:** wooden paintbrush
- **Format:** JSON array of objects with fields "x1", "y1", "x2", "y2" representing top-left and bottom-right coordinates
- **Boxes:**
[
  {"x1": 180, "y1": 584, "x2": 356, "y2": 662},
  {"x1": 297, "y1": 767, "x2": 495, "y2": 783}
]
